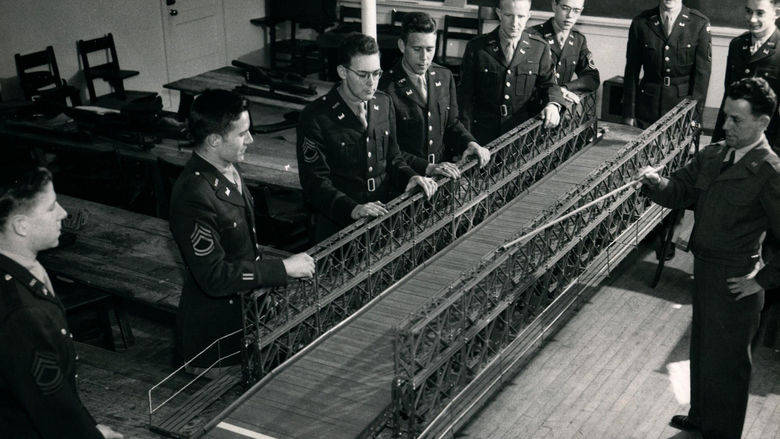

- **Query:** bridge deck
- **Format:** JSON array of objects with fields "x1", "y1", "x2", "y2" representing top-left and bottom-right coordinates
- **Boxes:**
[{"x1": 206, "y1": 122, "x2": 641, "y2": 439}]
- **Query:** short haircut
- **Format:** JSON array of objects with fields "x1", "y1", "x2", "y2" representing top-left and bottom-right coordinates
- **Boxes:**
[
  {"x1": 497, "y1": 0, "x2": 531, "y2": 9},
  {"x1": 337, "y1": 33, "x2": 379, "y2": 67},
  {"x1": 401, "y1": 12, "x2": 437, "y2": 42},
  {"x1": 726, "y1": 77, "x2": 778, "y2": 118},
  {"x1": 188, "y1": 89, "x2": 247, "y2": 146},
  {"x1": 0, "y1": 167, "x2": 53, "y2": 231}
]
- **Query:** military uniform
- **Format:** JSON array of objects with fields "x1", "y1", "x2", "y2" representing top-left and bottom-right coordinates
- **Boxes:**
[
  {"x1": 713, "y1": 30, "x2": 780, "y2": 149},
  {"x1": 297, "y1": 86, "x2": 418, "y2": 241},
  {"x1": 379, "y1": 61, "x2": 476, "y2": 175},
  {"x1": 0, "y1": 254, "x2": 103, "y2": 438},
  {"x1": 169, "y1": 153, "x2": 288, "y2": 367},
  {"x1": 644, "y1": 139, "x2": 780, "y2": 438},
  {"x1": 530, "y1": 18, "x2": 600, "y2": 93},
  {"x1": 622, "y1": 6, "x2": 712, "y2": 125},
  {"x1": 458, "y1": 28, "x2": 566, "y2": 145}
]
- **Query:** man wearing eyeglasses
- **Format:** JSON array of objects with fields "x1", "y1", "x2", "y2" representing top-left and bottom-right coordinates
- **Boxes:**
[
  {"x1": 379, "y1": 12, "x2": 490, "y2": 180},
  {"x1": 622, "y1": 0, "x2": 712, "y2": 128},
  {"x1": 458, "y1": 0, "x2": 566, "y2": 146},
  {"x1": 530, "y1": 0, "x2": 600, "y2": 105},
  {"x1": 297, "y1": 33, "x2": 438, "y2": 242}
]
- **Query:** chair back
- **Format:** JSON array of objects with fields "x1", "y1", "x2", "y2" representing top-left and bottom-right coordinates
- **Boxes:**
[
  {"x1": 440, "y1": 15, "x2": 480, "y2": 59},
  {"x1": 15, "y1": 46, "x2": 80, "y2": 106},
  {"x1": 77, "y1": 33, "x2": 124, "y2": 101}
]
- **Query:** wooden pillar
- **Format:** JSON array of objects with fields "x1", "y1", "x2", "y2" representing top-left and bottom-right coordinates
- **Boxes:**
[{"x1": 361, "y1": 0, "x2": 377, "y2": 38}]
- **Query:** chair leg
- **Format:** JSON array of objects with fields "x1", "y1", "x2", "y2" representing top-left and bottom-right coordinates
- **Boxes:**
[{"x1": 113, "y1": 297, "x2": 135, "y2": 349}]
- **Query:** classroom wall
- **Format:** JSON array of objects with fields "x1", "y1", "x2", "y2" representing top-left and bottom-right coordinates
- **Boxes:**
[{"x1": 0, "y1": 0, "x2": 267, "y2": 109}]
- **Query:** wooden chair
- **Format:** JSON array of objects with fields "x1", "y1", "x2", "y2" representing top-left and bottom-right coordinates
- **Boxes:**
[
  {"x1": 15, "y1": 46, "x2": 81, "y2": 107},
  {"x1": 77, "y1": 33, "x2": 156, "y2": 109},
  {"x1": 436, "y1": 15, "x2": 481, "y2": 79}
]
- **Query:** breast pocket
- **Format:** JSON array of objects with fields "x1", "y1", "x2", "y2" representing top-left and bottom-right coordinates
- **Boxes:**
[
  {"x1": 437, "y1": 99, "x2": 450, "y2": 133},
  {"x1": 678, "y1": 42, "x2": 695, "y2": 66},
  {"x1": 479, "y1": 66, "x2": 500, "y2": 92},
  {"x1": 373, "y1": 127, "x2": 389, "y2": 158},
  {"x1": 756, "y1": 66, "x2": 778, "y2": 85},
  {"x1": 642, "y1": 43, "x2": 657, "y2": 67},
  {"x1": 516, "y1": 61, "x2": 539, "y2": 96},
  {"x1": 218, "y1": 214, "x2": 246, "y2": 244},
  {"x1": 334, "y1": 140, "x2": 360, "y2": 168}
]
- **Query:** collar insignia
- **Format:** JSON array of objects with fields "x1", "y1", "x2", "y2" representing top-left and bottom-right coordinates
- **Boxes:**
[
  {"x1": 337, "y1": 113, "x2": 345, "y2": 120},
  {"x1": 406, "y1": 89, "x2": 414, "y2": 96},
  {"x1": 434, "y1": 80, "x2": 441, "y2": 87},
  {"x1": 373, "y1": 104, "x2": 379, "y2": 110}
]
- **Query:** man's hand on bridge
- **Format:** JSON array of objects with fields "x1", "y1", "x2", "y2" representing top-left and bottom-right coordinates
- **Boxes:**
[
  {"x1": 464, "y1": 142, "x2": 491, "y2": 167},
  {"x1": 407, "y1": 175, "x2": 438, "y2": 199},
  {"x1": 351, "y1": 202, "x2": 388, "y2": 220},
  {"x1": 283, "y1": 252, "x2": 315, "y2": 278},
  {"x1": 541, "y1": 103, "x2": 561, "y2": 129}
]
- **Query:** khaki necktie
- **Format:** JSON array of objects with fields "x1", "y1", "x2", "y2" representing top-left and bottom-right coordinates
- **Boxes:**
[
  {"x1": 504, "y1": 40, "x2": 516, "y2": 63},
  {"x1": 663, "y1": 14, "x2": 674, "y2": 37},
  {"x1": 416, "y1": 75, "x2": 428, "y2": 102},
  {"x1": 750, "y1": 40, "x2": 762, "y2": 55},
  {"x1": 720, "y1": 149, "x2": 736, "y2": 173},
  {"x1": 358, "y1": 101, "x2": 368, "y2": 128}
]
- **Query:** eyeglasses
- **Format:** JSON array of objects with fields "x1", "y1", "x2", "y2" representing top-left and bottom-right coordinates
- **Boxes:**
[
  {"x1": 559, "y1": 5, "x2": 583, "y2": 15},
  {"x1": 343, "y1": 65, "x2": 383, "y2": 81}
]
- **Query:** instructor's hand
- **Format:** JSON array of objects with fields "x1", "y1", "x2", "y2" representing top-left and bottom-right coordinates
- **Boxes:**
[
  {"x1": 283, "y1": 252, "x2": 315, "y2": 278},
  {"x1": 351, "y1": 202, "x2": 388, "y2": 220},
  {"x1": 727, "y1": 275, "x2": 763, "y2": 301}
]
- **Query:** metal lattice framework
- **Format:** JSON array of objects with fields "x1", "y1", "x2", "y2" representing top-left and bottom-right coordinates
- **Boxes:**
[
  {"x1": 241, "y1": 93, "x2": 599, "y2": 383},
  {"x1": 391, "y1": 99, "x2": 698, "y2": 438}
]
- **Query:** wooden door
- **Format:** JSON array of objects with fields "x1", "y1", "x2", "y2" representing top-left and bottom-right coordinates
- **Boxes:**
[{"x1": 162, "y1": 0, "x2": 227, "y2": 85}]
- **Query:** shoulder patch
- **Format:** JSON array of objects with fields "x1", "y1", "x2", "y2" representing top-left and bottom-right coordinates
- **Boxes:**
[
  {"x1": 190, "y1": 223, "x2": 215, "y2": 257},
  {"x1": 587, "y1": 52, "x2": 596, "y2": 69},
  {"x1": 31, "y1": 350, "x2": 64, "y2": 395},
  {"x1": 301, "y1": 137, "x2": 321, "y2": 164}
]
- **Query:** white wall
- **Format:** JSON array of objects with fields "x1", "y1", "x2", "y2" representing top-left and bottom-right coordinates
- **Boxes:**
[{"x1": 0, "y1": 0, "x2": 267, "y2": 109}]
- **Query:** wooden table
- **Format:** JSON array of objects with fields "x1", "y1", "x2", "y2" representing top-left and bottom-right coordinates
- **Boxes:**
[
  {"x1": 163, "y1": 66, "x2": 332, "y2": 114},
  {"x1": 0, "y1": 121, "x2": 302, "y2": 191},
  {"x1": 40, "y1": 195, "x2": 184, "y2": 313}
]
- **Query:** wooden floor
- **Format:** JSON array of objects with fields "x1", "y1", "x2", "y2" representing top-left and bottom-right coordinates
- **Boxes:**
[{"x1": 458, "y1": 246, "x2": 780, "y2": 439}]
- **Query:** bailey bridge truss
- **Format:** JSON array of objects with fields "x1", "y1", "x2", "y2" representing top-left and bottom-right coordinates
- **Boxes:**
[
  {"x1": 391, "y1": 99, "x2": 698, "y2": 437},
  {"x1": 240, "y1": 92, "x2": 599, "y2": 383},
  {"x1": 198, "y1": 99, "x2": 698, "y2": 439}
]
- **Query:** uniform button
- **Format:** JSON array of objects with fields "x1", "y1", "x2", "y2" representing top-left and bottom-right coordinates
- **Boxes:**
[
  {"x1": 507, "y1": 69, "x2": 511, "y2": 74},
  {"x1": 664, "y1": 56, "x2": 670, "y2": 61},
  {"x1": 229, "y1": 299, "x2": 234, "y2": 305},
  {"x1": 340, "y1": 142, "x2": 345, "y2": 146},
  {"x1": 69, "y1": 333, "x2": 73, "y2": 339},
  {"x1": 75, "y1": 373, "x2": 78, "y2": 378},
  {"x1": 366, "y1": 137, "x2": 370, "y2": 142},
  {"x1": 61, "y1": 328, "x2": 67, "y2": 335},
  {"x1": 428, "y1": 125, "x2": 433, "y2": 131},
  {"x1": 429, "y1": 140, "x2": 434, "y2": 145},
  {"x1": 745, "y1": 69, "x2": 751, "y2": 74},
  {"x1": 368, "y1": 166, "x2": 374, "y2": 172},
  {"x1": 255, "y1": 256, "x2": 260, "y2": 261},
  {"x1": 484, "y1": 68, "x2": 489, "y2": 72},
  {"x1": 666, "y1": 68, "x2": 671, "y2": 72},
  {"x1": 687, "y1": 44, "x2": 691, "y2": 48},
  {"x1": 506, "y1": 82, "x2": 511, "y2": 87},
  {"x1": 233, "y1": 221, "x2": 237, "y2": 227},
  {"x1": 42, "y1": 289, "x2": 48, "y2": 296},
  {"x1": 385, "y1": 130, "x2": 389, "y2": 135},
  {"x1": 558, "y1": 61, "x2": 562, "y2": 65},
  {"x1": 664, "y1": 45, "x2": 669, "y2": 50},
  {"x1": 427, "y1": 111, "x2": 431, "y2": 116},
  {"x1": 368, "y1": 151, "x2": 372, "y2": 158},
  {"x1": 75, "y1": 355, "x2": 79, "y2": 360},
  {"x1": 504, "y1": 94, "x2": 510, "y2": 100},
  {"x1": 555, "y1": 73, "x2": 560, "y2": 78},
  {"x1": 194, "y1": 171, "x2": 200, "y2": 176}
]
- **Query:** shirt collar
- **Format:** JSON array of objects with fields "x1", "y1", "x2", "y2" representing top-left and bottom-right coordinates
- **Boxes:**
[
  {"x1": 551, "y1": 20, "x2": 568, "y2": 43},
  {"x1": 731, "y1": 135, "x2": 766, "y2": 163},
  {"x1": 659, "y1": 5, "x2": 682, "y2": 20},
  {"x1": 401, "y1": 59, "x2": 426, "y2": 83},
  {"x1": 499, "y1": 28, "x2": 521, "y2": 47},
  {"x1": 337, "y1": 84, "x2": 366, "y2": 118},
  {"x1": 194, "y1": 150, "x2": 237, "y2": 182},
  {"x1": 0, "y1": 248, "x2": 46, "y2": 284}
]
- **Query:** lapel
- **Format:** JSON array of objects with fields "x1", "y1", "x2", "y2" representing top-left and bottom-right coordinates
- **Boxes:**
[
  {"x1": 648, "y1": 11, "x2": 666, "y2": 42},
  {"x1": 717, "y1": 138, "x2": 774, "y2": 181},
  {"x1": 191, "y1": 153, "x2": 246, "y2": 208},
  {"x1": 330, "y1": 86, "x2": 367, "y2": 130},
  {"x1": 540, "y1": 19, "x2": 562, "y2": 58},
  {"x1": 510, "y1": 31, "x2": 533, "y2": 69},
  {"x1": 750, "y1": 29, "x2": 780, "y2": 64},
  {"x1": 485, "y1": 29, "x2": 506, "y2": 66},
  {"x1": 390, "y1": 61, "x2": 426, "y2": 108},
  {"x1": 666, "y1": 7, "x2": 690, "y2": 42},
  {"x1": 366, "y1": 94, "x2": 381, "y2": 133},
  {"x1": 0, "y1": 253, "x2": 60, "y2": 306},
  {"x1": 427, "y1": 68, "x2": 444, "y2": 105}
]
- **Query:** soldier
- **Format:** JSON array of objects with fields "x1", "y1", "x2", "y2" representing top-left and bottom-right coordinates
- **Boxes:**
[
  {"x1": 379, "y1": 11, "x2": 490, "y2": 179},
  {"x1": 297, "y1": 33, "x2": 438, "y2": 242},
  {"x1": 169, "y1": 90, "x2": 314, "y2": 368},
  {"x1": 713, "y1": 0, "x2": 780, "y2": 150},
  {"x1": 622, "y1": 0, "x2": 712, "y2": 128},
  {"x1": 0, "y1": 167, "x2": 123, "y2": 438},
  {"x1": 458, "y1": 0, "x2": 565, "y2": 146},
  {"x1": 530, "y1": 0, "x2": 600, "y2": 105},
  {"x1": 637, "y1": 77, "x2": 780, "y2": 439}
]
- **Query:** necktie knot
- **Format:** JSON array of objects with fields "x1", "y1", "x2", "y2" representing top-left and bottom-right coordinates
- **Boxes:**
[
  {"x1": 750, "y1": 40, "x2": 762, "y2": 55},
  {"x1": 416, "y1": 75, "x2": 427, "y2": 102},
  {"x1": 721, "y1": 149, "x2": 736, "y2": 173},
  {"x1": 663, "y1": 14, "x2": 674, "y2": 36},
  {"x1": 504, "y1": 40, "x2": 516, "y2": 62}
]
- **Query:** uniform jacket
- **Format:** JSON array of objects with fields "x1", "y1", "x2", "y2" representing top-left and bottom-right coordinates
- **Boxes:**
[
  {"x1": 379, "y1": 61, "x2": 477, "y2": 175},
  {"x1": 0, "y1": 254, "x2": 102, "y2": 439},
  {"x1": 645, "y1": 139, "x2": 780, "y2": 289},
  {"x1": 458, "y1": 28, "x2": 566, "y2": 145},
  {"x1": 530, "y1": 18, "x2": 600, "y2": 93},
  {"x1": 713, "y1": 29, "x2": 780, "y2": 149},
  {"x1": 622, "y1": 6, "x2": 712, "y2": 123},
  {"x1": 169, "y1": 153, "x2": 287, "y2": 366},
  {"x1": 297, "y1": 86, "x2": 417, "y2": 228}
]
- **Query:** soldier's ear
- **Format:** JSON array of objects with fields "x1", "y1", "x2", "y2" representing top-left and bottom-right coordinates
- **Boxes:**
[
  {"x1": 9, "y1": 214, "x2": 29, "y2": 238},
  {"x1": 398, "y1": 38, "x2": 406, "y2": 54},
  {"x1": 336, "y1": 64, "x2": 348, "y2": 81},
  {"x1": 206, "y1": 133, "x2": 222, "y2": 149}
]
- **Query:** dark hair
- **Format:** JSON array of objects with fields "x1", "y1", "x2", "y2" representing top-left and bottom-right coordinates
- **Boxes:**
[
  {"x1": 188, "y1": 89, "x2": 247, "y2": 146},
  {"x1": 0, "y1": 167, "x2": 53, "y2": 231},
  {"x1": 401, "y1": 12, "x2": 437, "y2": 42},
  {"x1": 726, "y1": 77, "x2": 778, "y2": 118},
  {"x1": 337, "y1": 33, "x2": 379, "y2": 67}
]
